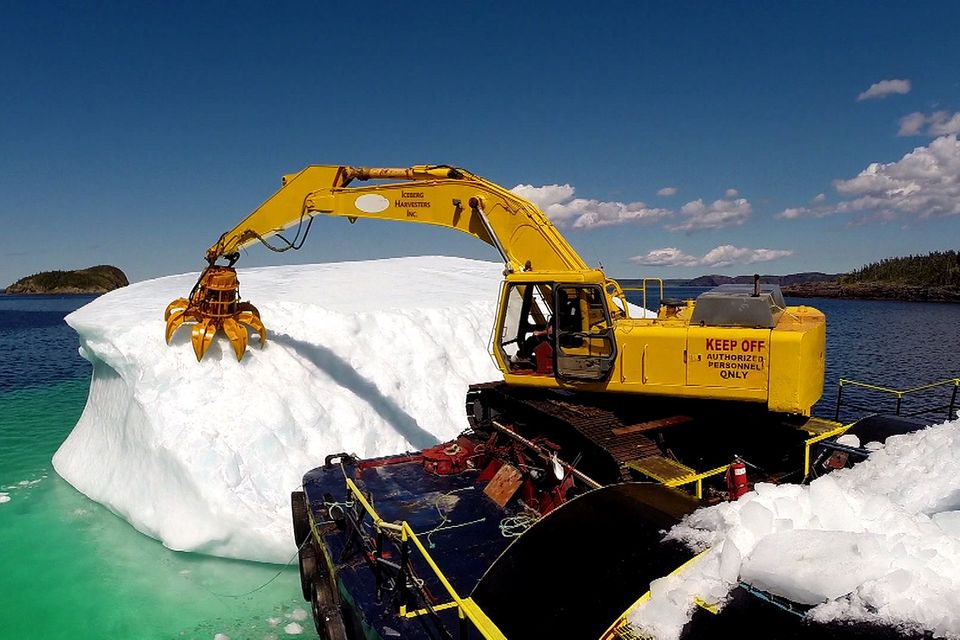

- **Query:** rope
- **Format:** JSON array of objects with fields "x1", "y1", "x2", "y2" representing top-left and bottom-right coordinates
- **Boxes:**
[
  {"x1": 422, "y1": 487, "x2": 484, "y2": 548},
  {"x1": 424, "y1": 517, "x2": 488, "y2": 548},
  {"x1": 201, "y1": 532, "x2": 308, "y2": 599},
  {"x1": 499, "y1": 510, "x2": 541, "y2": 538}
]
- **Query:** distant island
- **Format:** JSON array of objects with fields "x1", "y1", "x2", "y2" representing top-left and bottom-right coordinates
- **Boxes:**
[
  {"x1": 659, "y1": 272, "x2": 841, "y2": 288},
  {"x1": 4, "y1": 265, "x2": 129, "y2": 295},
  {"x1": 623, "y1": 250, "x2": 959, "y2": 304}
]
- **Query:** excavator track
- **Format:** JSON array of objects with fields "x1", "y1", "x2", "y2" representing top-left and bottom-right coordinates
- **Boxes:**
[
  {"x1": 468, "y1": 382, "x2": 668, "y2": 483},
  {"x1": 466, "y1": 381, "x2": 814, "y2": 488}
]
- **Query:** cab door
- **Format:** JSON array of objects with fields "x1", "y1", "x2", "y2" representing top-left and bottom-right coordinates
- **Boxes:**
[{"x1": 553, "y1": 285, "x2": 617, "y2": 381}]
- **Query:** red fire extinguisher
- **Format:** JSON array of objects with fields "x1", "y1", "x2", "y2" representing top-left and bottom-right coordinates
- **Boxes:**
[{"x1": 726, "y1": 457, "x2": 750, "y2": 500}]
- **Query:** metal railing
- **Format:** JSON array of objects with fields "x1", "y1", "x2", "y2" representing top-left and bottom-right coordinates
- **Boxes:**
[
  {"x1": 834, "y1": 377, "x2": 960, "y2": 422},
  {"x1": 621, "y1": 278, "x2": 665, "y2": 314},
  {"x1": 343, "y1": 477, "x2": 507, "y2": 640}
]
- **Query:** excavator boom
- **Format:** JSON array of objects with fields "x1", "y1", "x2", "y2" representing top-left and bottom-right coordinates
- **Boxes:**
[{"x1": 205, "y1": 164, "x2": 588, "y2": 273}]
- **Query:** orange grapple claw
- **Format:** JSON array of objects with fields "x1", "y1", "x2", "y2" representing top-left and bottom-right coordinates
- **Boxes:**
[{"x1": 163, "y1": 266, "x2": 266, "y2": 361}]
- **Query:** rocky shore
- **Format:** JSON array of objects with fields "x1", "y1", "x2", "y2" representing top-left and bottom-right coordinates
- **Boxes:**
[
  {"x1": 4, "y1": 265, "x2": 128, "y2": 295},
  {"x1": 783, "y1": 280, "x2": 960, "y2": 303}
]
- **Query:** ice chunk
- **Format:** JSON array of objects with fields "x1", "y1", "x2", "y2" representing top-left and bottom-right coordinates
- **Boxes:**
[
  {"x1": 654, "y1": 418, "x2": 960, "y2": 639},
  {"x1": 808, "y1": 475, "x2": 863, "y2": 532},
  {"x1": 739, "y1": 500, "x2": 774, "y2": 539},
  {"x1": 836, "y1": 433, "x2": 861, "y2": 448},
  {"x1": 53, "y1": 257, "x2": 510, "y2": 562},
  {"x1": 283, "y1": 622, "x2": 303, "y2": 635},
  {"x1": 932, "y1": 511, "x2": 960, "y2": 536},
  {"x1": 718, "y1": 538, "x2": 741, "y2": 583},
  {"x1": 741, "y1": 530, "x2": 892, "y2": 605}
]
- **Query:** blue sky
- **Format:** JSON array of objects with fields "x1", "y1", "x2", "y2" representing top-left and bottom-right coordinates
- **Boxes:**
[{"x1": 2, "y1": 1, "x2": 958, "y2": 285}]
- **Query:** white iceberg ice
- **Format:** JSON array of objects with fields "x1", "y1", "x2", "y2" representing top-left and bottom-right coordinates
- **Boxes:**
[{"x1": 53, "y1": 256, "x2": 506, "y2": 562}]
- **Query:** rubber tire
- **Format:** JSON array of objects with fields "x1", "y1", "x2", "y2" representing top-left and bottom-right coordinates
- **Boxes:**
[
  {"x1": 298, "y1": 540, "x2": 318, "y2": 602},
  {"x1": 311, "y1": 572, "x2": 349, "y2": 640},
  {"x1": 291, "y1": 491, "x2": 310, "y2": 548}
]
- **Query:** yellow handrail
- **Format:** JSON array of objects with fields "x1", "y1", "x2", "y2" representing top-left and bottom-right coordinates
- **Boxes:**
[
  {"x1": 839, "y1": 377, "x2": 960, "y2": 397},
  {"x1": 343, "y1": 478, "x2": 507, "y2": 640},
  {"x1": 621, "y1": 278, "x2": 665, "y2": 313},
  {"x1": 836, "y1": 377, "x2": 960, "y2": 422},
  {"x1": 803, "y1": 423, "x2": 851, "y2": 479}
]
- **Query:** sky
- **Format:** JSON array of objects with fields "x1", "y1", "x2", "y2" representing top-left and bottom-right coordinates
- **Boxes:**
[{"x1": 1, "y1": 1, "x2": 959, "y2": 286}]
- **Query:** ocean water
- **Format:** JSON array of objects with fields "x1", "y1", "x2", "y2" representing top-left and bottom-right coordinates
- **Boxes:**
[
  {"x1": 0, "y1": 296, "x2": 304, "y2": 640},
  {"x1": 1, "y1": 291, "x2": 958, "y2": 639}
]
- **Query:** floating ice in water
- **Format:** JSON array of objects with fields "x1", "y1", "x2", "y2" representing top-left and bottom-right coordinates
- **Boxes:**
[
  {"x1": 0, "y1": 493, "x2": 10, "y2": 504},
  {"x1": 288, "y1": 608, "x2": 308, "y2": 622},
  {"x1": 629, "y1": 417, "x2": 960, "y2": 639},
  {"x1": 283, "y1": 622, "x2": 303, "y2": 635},
  {"x1": 53, "y1": 257, "x2": 507, "y2": 562}
]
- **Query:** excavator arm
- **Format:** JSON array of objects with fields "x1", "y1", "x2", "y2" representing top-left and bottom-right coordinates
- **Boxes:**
[
  {"x1": 205, "y1": 165, "x2": 587, "y2": 273},
  {"x1": 166, "y1": 164, "x2": 593, "y2": 361}
]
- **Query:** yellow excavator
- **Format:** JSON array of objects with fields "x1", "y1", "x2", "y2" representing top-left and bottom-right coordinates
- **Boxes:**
[
  {"x1": 166, "y1": 164, "x2": 824, "y2": 417},
  {"x1": 166, "y1": 165, "x2": 842, "y2": 639}
]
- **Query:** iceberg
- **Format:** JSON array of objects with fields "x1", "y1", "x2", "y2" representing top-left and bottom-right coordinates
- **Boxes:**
[{"x1": 53, "y1": 256, "x2": 505, "y2": 563}]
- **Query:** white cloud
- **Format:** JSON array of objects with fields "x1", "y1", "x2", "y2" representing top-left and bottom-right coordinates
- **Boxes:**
[
  {"x1": 657, "y1": 186, "x2": 678, "y2": 197},
  {"x1": 511, "y1": 183, "x2": 671, "y2": 229},
  {"x1": 666, "y1": 197, "x2": 753, "y2": 232},
  {"x1": 630, "y1": 245, "x2": 793, "y2": 268},
  {"x1": 898, "y1": 111, "x2": 960, "y2": 137},
  {"x1": 898, "y1": 112, "x2": 928, "y2": 136},
  {"x1": 725, "y1": 188, "x2": 739, "y2": 198},
  {"x1": 778, "y1": 135, "x2": 960, "y2": 221},
  {"x1": 857, "y1": 79, "x2": 911, "y2": 101},
  {"x1": 514, "y1": 183, "x2": 751, "y2": 232},
  {"x1": 812, "y1": 193, "x2": 826, "y2": 204},
  {"x1": 929, "y1": 112, "x2": 960, "y2": 136}
]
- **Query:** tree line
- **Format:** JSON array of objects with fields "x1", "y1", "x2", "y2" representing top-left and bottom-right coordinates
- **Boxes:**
[{"x1": 842, "y1": 250, "x2": 960, "y2": 288}]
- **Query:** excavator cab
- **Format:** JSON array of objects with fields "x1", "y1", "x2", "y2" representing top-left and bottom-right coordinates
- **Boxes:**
[
  {"x1": 498, "y1": 282, "x2": 554, "y2": 374},
  {"x1": 496, "y1": 279, "x2": 617, "y2": 382},
  {"x1": 553, "y1": 284, "x2": 616, "y2": 381}
]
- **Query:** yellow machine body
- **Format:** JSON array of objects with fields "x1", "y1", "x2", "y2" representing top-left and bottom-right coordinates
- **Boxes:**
[
  {"x1": 165, "y1": 164, "x2": 825, "y2": 415},
  {"x1": 492, "y1": 271, "x2": 825, "y2": 415}
]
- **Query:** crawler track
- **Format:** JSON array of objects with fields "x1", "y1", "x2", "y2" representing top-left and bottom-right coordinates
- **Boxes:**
[{"x1": 466, "y1": 381, "x2": 813, "y2": 486}]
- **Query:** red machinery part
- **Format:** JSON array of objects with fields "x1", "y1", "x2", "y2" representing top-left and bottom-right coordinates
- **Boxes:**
[
  {"x1": 726, "y1": 460, "x2": 750, "y2": 500},
  {"x1": 421, "y1": 437, "x2": 478, "y2": 475}
]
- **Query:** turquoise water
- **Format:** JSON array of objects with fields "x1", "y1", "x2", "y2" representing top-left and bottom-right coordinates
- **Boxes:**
[{"x1": 0, "y1": 296, "x2": 304, "y2": 640}]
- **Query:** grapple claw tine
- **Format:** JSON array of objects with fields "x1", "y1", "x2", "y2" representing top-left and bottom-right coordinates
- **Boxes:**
[
  {"x1": 165, "y1": 310, "x2": 186, "y2": 344},
  {"x1": 165, "y1": 297, "x2": 189, "y2": 321},
  {"x1": 237, "y1": 311, "x2": 267, "y2": 346},
  {"x1": 237, "y1": 301, "x2": 261, "y2": 318},
  {"x1": 222, "y1": 318, "x2": 249, "y2": 361},
  {"x1": 191, "y1": 320, "x2": 217, "y2": 362}
]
